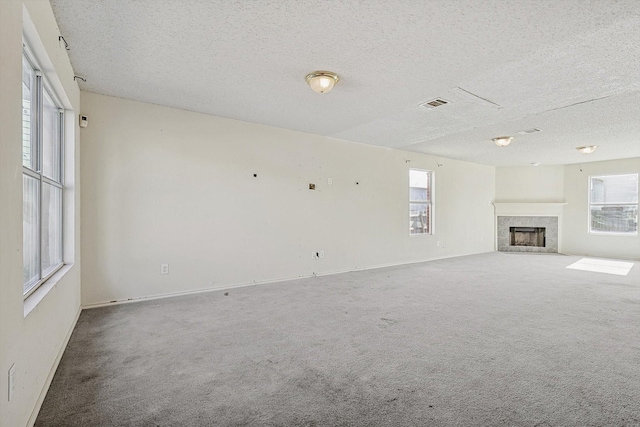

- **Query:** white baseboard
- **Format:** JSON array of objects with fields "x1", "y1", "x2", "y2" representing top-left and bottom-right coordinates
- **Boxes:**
[
  {"x1": 82, "y1": 251, "x2": 495, "y2": 310},
  {"x1": 561, "y1": 251, "x2": 640, "y2": 261},
  {"x1": 27, "y1": 306, "x2": 82, "y2": 427}
]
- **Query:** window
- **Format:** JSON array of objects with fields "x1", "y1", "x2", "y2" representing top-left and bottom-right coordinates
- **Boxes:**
[
  {"x1": 22, "y1": 49, "x2": 65, "y2": 297},
  {"x1": 589, "y1": 174, "x2": 638, "y2": 235},
  {"x1": 409, "y1": 169, "x2": 433, "y2": 235}
]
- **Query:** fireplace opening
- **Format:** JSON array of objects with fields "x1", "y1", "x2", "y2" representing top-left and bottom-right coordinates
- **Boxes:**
[{"x1": 510, "y1": 227, "x2": 545, "y2": 247}]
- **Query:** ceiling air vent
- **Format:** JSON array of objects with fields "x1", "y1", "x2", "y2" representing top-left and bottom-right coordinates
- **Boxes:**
[
  {"x1": 419, "y1": 98, "x2": 449, "y2": 110},
  {"x1": 517, "y1": 128, "x2": 542, "y2": 135}
]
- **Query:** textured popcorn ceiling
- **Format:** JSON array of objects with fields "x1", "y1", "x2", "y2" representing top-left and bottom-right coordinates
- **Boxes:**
[{"x1": 50, "y1": 0, "x2": 640, "y2": 166}]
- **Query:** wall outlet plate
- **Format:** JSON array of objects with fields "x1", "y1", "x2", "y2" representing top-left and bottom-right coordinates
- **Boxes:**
[{"x1": 160, "y1": 264, "x2": 169, "y2": 274}]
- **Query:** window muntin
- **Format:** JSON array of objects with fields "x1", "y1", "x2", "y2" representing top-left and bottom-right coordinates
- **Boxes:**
[
  {"x1": 409, "y1": 169, "x2": 433, "y2": 235},
  {"x1": 589, "y1": 174, "x2": 638, "y2": 235},
  {"x1": 22, "y1": 48, "x2": 65, "y2": 297}
]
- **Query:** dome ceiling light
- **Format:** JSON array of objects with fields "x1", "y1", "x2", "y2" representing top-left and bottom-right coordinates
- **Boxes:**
[
  {"x1": 305, "y1": 71, "x2": 339, "y2": 94},
  {"x1": 492, "y1": 136, "x2": 513, "y2": 147},
  {"x1": 576, "y1": 145, "x2": 598, "y2": 154}
]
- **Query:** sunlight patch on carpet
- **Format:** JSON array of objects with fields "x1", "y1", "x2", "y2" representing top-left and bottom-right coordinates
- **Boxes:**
[{"x1": 566, "y1": 258, "x2": 634, "y2": 276}]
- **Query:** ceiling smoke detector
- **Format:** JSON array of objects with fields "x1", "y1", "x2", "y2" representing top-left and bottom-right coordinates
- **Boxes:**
[
  {"x1": 576, "y1": 145, "x2": 598, "y2": 154},
  {"x1": 517, "y1": 128, "x2": 542, "y2": 135},
  {"x1": 419, "y1": 98, "x2": 449, "y2": 110}
]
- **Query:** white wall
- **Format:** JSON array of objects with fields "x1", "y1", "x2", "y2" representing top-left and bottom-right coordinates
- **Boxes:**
[
  {"x1": 496, "y1": 160, "x2": 640, "y2": 260},
  {"x1": 80, "y1": 91, "x2": 496, "y2": 306},
  {"x1": 0, "y1": 2, "x2": 81, "y2": 427},
  {"x1": 563, "y1": 158, "x2": 640, "y2": 260},
  {"x1": 495, "y1": 165, "x2": 564, "y2": 202}
]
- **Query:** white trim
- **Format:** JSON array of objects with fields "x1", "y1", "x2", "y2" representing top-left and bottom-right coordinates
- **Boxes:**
[
  {"x1": 24, "y1": 264, "x2": 74, "y2": 317},
  {"x1": 588, "y1": 173, "x2": 639, "y2": 236},
  {"x1": 21, "y1": 42, "x2": 67, "y2": 300},
  {"x1": 493, "y1": 202, "x2": 567, "y2": 216},
  {"x1": 561, "y1": 250, "x2": 640, "y2": 262},
  {"x1": 83, "y1": 251, "x2": 494, "y2": 309},
  {"x1": 409, "y1": 168, "x2": 434, "y2": 235},
  {"x1": 26, "y1": 306, "x2": 81, "y2": 427},
  {"x1": 589, "y1": 231, "x2": 638, "y2": 237}
]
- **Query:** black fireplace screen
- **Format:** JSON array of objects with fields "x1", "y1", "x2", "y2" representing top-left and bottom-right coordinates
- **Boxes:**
[{"x1": 509, "y1": 227, "x2": 546, "y2": 247}]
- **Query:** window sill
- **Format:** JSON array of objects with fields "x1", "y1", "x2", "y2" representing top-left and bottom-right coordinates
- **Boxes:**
[
  {"x1": 589, "y1": 231, "x2": 638, "y2": 237},
  {"x1": 24, "y1": 264, "x2": 74, "y2": 318}
]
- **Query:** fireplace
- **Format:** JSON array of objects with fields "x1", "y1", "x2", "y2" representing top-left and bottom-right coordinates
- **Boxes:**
[
  {"x1": 493, "y1": 203, "x2": 566, "y2": 254},
  {"x1": 510, "y1": 227, "x2": 545, "y2": 247}
]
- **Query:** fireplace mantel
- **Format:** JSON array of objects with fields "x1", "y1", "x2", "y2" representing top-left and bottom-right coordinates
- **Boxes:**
[{"x1": 493, "y1": 202, "x2": 567, "y2": 216}]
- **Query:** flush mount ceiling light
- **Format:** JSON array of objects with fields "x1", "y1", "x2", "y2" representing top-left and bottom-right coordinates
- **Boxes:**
[
  {"x1": 576, "y1": 145, "x2": 598, "y2": 154},
  {"x1": 530, "y1": 162, "x2": 541, "y2": 166},
  {"x1": 492, "y1": 136, "x2": 513, "y2": 147},
  {"x1": 305, "y1": 71, "x2": 339, "y2": 94}
]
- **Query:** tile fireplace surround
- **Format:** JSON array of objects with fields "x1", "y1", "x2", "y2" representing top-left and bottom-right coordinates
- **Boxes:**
[{"x1": 493, "y1": 203, "x2": 567, "y2": 253}]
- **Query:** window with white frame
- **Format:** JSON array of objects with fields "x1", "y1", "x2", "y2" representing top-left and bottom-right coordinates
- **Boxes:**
[
  {"x1": 589, "y1": 174, "x2": 638, "y2": 235},
  {"x1": 22, "y1": 48, "x2": 65, "y2": 297},
  {"x1": 409, "y1": 169, "x2": 433, "y2": 235}
]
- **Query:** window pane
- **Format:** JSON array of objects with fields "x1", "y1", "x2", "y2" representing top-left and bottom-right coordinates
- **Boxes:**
[
  {"x1": 409, "y1": 169, "x2": 432, "y2": 234},
  {"x1": 22, "y1": 55, "x2": 37, "y2": 170},
  {"x1": 410, "y1": 203, "x2": 430, "y2": 234},
  {"x1": 590, "y1": 205, "x2": 638, "y2": 234},
  {"x1": 42, "y1": 183, "x2": 63, "y2": 276},
  {"x1": 410, "y1": 187, "x2": 428, "y2": 201},
  {"x1": 42, "y1": 90, "x2": 62, "y2": 182},
  {"x1": 591, "y1": 174, "x2": 639, "y2": 204},
  {"x1": 23, "y1": 174, "x2": 40, "y2": 293},
  {"x1": 410, "y1": 169, "x2": 428, "y2": 188}
]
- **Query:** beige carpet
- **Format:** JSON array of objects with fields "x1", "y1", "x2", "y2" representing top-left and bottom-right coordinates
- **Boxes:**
[{"x1": 36, "y1": 252, "x2": 640, "y2": 426}]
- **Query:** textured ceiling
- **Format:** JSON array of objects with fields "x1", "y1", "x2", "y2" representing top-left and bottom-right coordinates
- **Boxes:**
[{"x1": 50, "y1": 0, "x2": 640, "y2": 166}]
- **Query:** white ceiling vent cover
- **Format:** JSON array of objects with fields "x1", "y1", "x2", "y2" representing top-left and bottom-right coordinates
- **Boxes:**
[{"x1": 419, "y1": 98, "x2": 449, "y2": 110}]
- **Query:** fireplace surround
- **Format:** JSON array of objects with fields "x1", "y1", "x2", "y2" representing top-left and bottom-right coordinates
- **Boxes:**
[{"x1": 493, "y1": 203, "x2": 566, "y2": 254}]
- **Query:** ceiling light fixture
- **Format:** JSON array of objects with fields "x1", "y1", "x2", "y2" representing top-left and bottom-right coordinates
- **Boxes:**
[
  {"x1": 576, "y1": 145, "x2": 598, "y2": 154},
  {"x1": 531, "y1": 162, "x2": 541, "y2": 166},
  {"x1": 305, "y1": 71, "x2": 339, "y2": 94},
  {"x1": 492, "y1": 136, "x2": 513, "y2": 147}
]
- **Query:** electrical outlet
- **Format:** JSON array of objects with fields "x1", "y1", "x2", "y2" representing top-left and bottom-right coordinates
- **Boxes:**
[
  {"x1": 160, "y1": 264, "x2": 169, "y2": 275},
  {"x1": 328, "y1": 178, "x2": 333, "y2": 185},
  {"x1": 319, "y1": 251, "x2": 325, "y2": 259},
  {"x1": 312, "y1": 252, "x2": 318, "y2": 259},
  {"x1": 8, "y1": 364, "x2": 16, "y2": 402}
]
